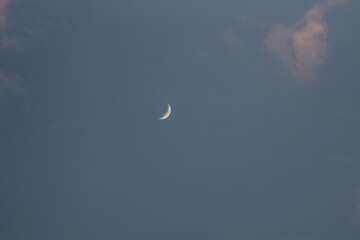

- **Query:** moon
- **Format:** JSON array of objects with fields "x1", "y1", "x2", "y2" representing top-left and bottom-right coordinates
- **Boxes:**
[{"x1": 159, "y1": 103, "x2": 171, "y2": 120}]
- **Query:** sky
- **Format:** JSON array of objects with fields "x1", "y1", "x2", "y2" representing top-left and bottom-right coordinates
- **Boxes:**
[{"x1": 0, "y1": 0, "x2": 360, "y2": 239}]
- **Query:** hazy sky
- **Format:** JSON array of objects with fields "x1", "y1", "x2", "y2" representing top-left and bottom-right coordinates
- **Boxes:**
[{"x1": 1, "y1": 0, "x2": 360, "y2": 239}]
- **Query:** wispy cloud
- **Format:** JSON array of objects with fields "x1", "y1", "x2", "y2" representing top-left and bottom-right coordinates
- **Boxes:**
[
  {"x1": 222, "y1": 29, "x2": 244, "y2": 51},
  {"x1": 0, "y1": 0, "x2": 20, "y2": 50},
  {"x1": 0, "y1": 1, "x2": 26, "y2": 98},
  {"x1": 0, "y1": 35, "x2": 20, "y2": 49},
  {"x1": 0, "y1": 70, "x2": 25, "y2": 96},
  {"x1": 265, "y1": 0, "x2": 346, "y2": 81},
  {"x1": 0, "y1": 0, "x2": 11, "y2": 30}
]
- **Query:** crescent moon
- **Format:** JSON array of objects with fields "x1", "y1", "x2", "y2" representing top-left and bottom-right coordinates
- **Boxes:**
[{"x1": 159, "y1": 103, "x2": 171, "y2": 120}]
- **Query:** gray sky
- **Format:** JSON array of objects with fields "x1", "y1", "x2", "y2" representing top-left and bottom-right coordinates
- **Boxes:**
[{"x1": 1, "y1": 0, "x2": 360, "y2": 239}]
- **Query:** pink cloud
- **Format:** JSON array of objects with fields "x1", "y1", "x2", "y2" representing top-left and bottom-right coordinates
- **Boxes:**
[
  {"x1": 0, "y1": 0, "x2": 11, "y2": 30},
  {"x1": 0, "y1": 36, "x2": 20, "y2": 49},
  {"x1": 265, "y1": 0, "x2": 346, "y2": 81}
]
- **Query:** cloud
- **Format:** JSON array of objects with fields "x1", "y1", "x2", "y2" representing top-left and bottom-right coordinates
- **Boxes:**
[
  {"x1": 0, "y1": 70, "x2": 25, "y2": 96},
  {"x1": 222, "y1": 29, "x2": 244, "y2": 50},
  {"x1": 265, "y1": 0, "x2": 346, "y2": 81},
  {"x1": 0, "y1": 1, "x2": 25, "y2": 98},
  {"x1": 0, "y1": 0, "x2": 11, "y2": 30},
  {"x1": 0, "y1": 36, "x2": 20, "y2": 49},
  {"x1": 0, "y1": 0, "x2": 20, "y2": 50}
]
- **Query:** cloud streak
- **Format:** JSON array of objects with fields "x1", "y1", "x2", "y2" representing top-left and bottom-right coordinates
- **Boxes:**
[
  {"x1": 0, "y1": 0, "x2": 11, "y2": 30},
  {"x1": 265, "y1": 0, "x2": 346, "y2": 81}
]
